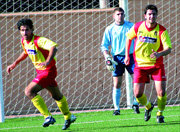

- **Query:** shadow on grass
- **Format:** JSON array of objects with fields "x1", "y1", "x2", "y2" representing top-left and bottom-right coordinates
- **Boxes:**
[{"x1": 73, "y1": 120, "x2": 180, "y2": 131}]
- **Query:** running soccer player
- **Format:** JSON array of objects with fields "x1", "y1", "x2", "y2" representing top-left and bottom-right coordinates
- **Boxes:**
[
  {"x1": 124, "y1": 5, "x2": 172, "y2": 123},
  {"x1": 101, "y1": 7, "x2": 140, "y2": 115},
  {"x1": 6, "y1": 18, "x2": 76, "y2": 130}
]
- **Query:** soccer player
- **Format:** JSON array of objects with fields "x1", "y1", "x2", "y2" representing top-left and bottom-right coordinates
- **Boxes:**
[
  {"x1": 100, "y1": 7, "x2": 140, "y2": 115},
  {"x1": 6, "y1": 18, "x2": 76, "y2": 130},
  {"x1": 124, "y1": 5, "x2": 172, "y2": 123}
]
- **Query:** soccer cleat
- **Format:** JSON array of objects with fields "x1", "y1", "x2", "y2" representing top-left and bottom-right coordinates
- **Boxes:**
[
  {"x1": 62, "y1": 114, "x2": 76, "y2": 130},
  {"x1": 157, "y1": 115, "x2": 165, "y2": 123},
  {"x1": 132, "y1": 105, "x2": 140, "y2": 114},
  {"x1": 144, "y1": 103, "x2": 154, "y2": 121},
  {"x1": 43, "y1": 116, "x2": 56, "y2": 127},
  {"x1": 113, "y1": 110, "x2": 120, "y2": 115}
]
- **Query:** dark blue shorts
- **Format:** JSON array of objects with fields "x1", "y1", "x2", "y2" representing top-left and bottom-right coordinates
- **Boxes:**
[{"x1": 112, "y1": 54, "x2": 135, "y2": 77}]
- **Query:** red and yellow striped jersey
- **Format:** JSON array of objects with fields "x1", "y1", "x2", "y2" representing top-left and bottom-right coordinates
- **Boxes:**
[
  {"x1": 21, "y1": 35, "x2": 57, "y2": 70},
  {"x1": 126, "y1": 21, "x2": 172, "y2": 68}
]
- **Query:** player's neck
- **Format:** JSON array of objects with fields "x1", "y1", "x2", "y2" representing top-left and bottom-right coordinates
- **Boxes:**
[
  {"x1": 25, "y1": 34, "x2": 34, "y2": 42},
  {"x1": 145, "y1": 21, "x2": 157, "y2": 29},
  {"x1": 24, "y1": 34, "x2": 34, "y2": 43},
  {"x1": 115, "y1": 21, "x2": 124, "y2": 26}
]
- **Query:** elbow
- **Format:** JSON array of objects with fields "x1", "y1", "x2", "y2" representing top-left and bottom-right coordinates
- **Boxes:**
[
  {"x1": 55, "y1": 47, "x2": 58, "y2": 52},
  {"x1": 53, "y1": 46, "x2": 58, "y2": 53},
  {"x1": 168, "y1": 48, "x2": 172, "y2": 54}
]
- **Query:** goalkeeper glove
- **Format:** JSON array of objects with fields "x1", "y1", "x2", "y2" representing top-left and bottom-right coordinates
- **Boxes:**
[{"x1": 105, "y1": 55, "x2": 118, "y2": 71}]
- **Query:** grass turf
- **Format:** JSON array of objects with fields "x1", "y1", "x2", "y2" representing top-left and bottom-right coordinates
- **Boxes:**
[{"x1": 0, "y1": 105, "x2": 179, "y2": 132}]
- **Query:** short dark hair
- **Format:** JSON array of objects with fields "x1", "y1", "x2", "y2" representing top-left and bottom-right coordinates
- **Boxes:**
[
  {"x1": 17, "y1": 18, "x2": 34, "y2": 30},
  {"x1": 113, "y1": 7, "x2": 124, "y2": 14},
  {"x1": 144, "y1": 4, "x2": 158, "y2": 14}
]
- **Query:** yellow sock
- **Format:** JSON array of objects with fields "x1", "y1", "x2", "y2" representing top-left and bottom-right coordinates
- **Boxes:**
[
  {"x1": 157, "y1": 111, "x2": 163, "y2": 116},
  {"x1": 136, "y1": 94, "x2": 151, "y2": 110},
  {"x1": 31, "y1": 95, "x2": 51, "y2": 118},
  {"x1": 157, "y1": 93, "x2": 167, "y2": 116},
  {"x1": 56, "y1": 96, "x2": 71, "y2": 120}
]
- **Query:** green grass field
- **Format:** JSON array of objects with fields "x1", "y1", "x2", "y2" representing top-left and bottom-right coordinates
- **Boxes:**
[{"x1": 0, "y1": 106, "x2": 179, "y2": 132}]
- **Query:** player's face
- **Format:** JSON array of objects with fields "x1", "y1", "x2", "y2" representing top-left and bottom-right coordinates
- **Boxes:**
[
  {"x1": 20, "y1": 25, "x2": 33, "y2": 41},
  {"x1": 144, "y1": 9, "x2": 157, "y2": 24},
  {"x1": 113, "y1": 11, "x2": 125, "y2": 25}
]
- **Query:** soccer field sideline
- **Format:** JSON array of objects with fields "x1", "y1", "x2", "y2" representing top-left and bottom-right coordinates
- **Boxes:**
[
  {"x1": 0, "y1": 114, "x2": 179, "y2": 131},
  {"x1": 4, "y1": 104, "x2": 180, "y2": 119}
]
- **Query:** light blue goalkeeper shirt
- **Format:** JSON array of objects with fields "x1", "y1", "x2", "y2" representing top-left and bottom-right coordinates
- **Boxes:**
[{"x1": 101, "y1": 21, "x2": 134, "y2": 56}]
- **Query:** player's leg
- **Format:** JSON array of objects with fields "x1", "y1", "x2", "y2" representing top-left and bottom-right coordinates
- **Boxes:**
[
  {"x1": 134, "y1": 68, "x2": 154, "y2": 121},
  {"x1": 134, "y1": 83, "x2": 147, "y2": 106},
  {"x1": 112, "y1": 55, "x2": 125, "y2": 115},
  {"x1": 126, "y1": 55, "x2": 140, "y2": 113},
  {"x1": 112, "y1": 76, "x2": 122, "y2": 115},
  {"x1": 46, "y1": 86, "x2": 76, "y2": 130},
  {"x1": 152, "y1": 66, "x2": 167, "y2": 123},
  {"x1": 46, "y1": 86, "x2": 71, "y2": 119},
  {"x1": 25, "y1": 82, "x2": 52, "y2": 117},
  {"x1": 134, "y1": 68, "x2": 152, "y2": 110},
  {"x1": 155, "y1": 80, "x2": 166, "y2": 123},
  {"x1": 131, "y1": 78, "x2": 140, "y2": 114},
  {"x1": 134, "y1": 83, "x2": 152, "y2": 109},
  {"x1": 25, "y1": 82, "x2": 55, "y2": 127},
  {"x1": 134, "y1": 83, "x2": 154, "y2": 121}
]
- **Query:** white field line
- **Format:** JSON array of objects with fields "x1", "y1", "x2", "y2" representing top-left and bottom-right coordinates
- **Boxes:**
[
  {"x1": 5, "y1": 104, "x2": 180, "y2": 119},
  {"x1": 0, "y1": 115, "x2": 179, "y2": 131}
]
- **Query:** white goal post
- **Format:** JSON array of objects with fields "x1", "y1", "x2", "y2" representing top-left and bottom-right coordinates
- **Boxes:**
[
  {"x1": 0, "y1": 38, "x2": 5, "y2": 123},
  {"x1": 119, "y1": 0, "x2": 134, "y2": 109}
]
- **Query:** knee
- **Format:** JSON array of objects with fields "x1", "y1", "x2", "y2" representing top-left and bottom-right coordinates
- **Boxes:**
[
  {"x1": 157, "y1": 90, "x2": 165, "y2": 97},
  {"x1": 24, "y1": 87, "x2": 35, "y2": 99},
  {"x1": 52, "y1": 95, "x2": 62, "y2": 101},
  {"x1": 134, "y1": 89, "x2": 143, "y2": 98},
  {"x1": 113, "y1": 83, "x2": 121, "y2": 88},
  {"x1": 24, "y1": 88, "x2": 29, "y2": 96},
  {"x1": 134, "y1": 83, "x2": 145, "y2": 98},
  {"x1": 52, "y1": 93, "x2": 63, "y2": 101},
  {"x1": 134, "y1": 92, "x2": 143, "y2": 98}
]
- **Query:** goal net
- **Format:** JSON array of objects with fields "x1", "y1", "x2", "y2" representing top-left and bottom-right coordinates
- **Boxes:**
[{"x1": 0, "y1": 0, "x2": 179, "y2": 117}]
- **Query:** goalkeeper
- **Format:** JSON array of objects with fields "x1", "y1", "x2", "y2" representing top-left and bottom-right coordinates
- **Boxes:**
[
  {"x1": 100, "y1": 7, "x2": 139, "y2": 115},
  {"x1": 6, "y1": 18, "x2": 76, "y2": 130}
]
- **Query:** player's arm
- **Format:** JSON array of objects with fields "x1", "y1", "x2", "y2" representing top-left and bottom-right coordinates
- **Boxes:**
[
  {"x1": 124, "y1": 24, "x2": 137, "y2": 65},
  {"x1": 7, "y1": 51, "x2": 28, "y2": 74},
  {"x1": 103, "y1": 50, "x2": 118, "y2": 72},
  {"x1": 38, "y1": 46, "x2": 57, "y2": 67},
  {"x1": 124, "y1": 38, "x2": 132, "y2": 65},
  {"x1": 151, "y1": 30, "x2": 172, "y2": 59},
  {"x1": 150, "y1": 47, "x2": 171, "y2": 59},
  {"x1": 101, "y1": 28, "x2": 117, "y2": 71}
]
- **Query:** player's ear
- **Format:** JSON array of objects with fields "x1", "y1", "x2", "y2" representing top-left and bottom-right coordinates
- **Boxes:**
[
  {"x1": 112, "y1": 13, "x2": 115, "y2": 19},
  {"x1": 144, "y1": 14, "x2": 147, "y2": 20}
]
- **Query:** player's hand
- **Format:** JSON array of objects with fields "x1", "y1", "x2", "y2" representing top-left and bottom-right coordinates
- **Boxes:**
[
  {"x1": 150, "y1": 49, "x2": 160, "y2": 59},
  {"x1": 38, "y1": 62, "x2": 49, "y2": 68},
  {"x1": 6, "y1": 63, "x2": 16, "y2": 74},
  {"x1": 105, "y1": 55, "x2": 118, "y2": 71},
  {"x1": 124, "y1": 56, "x2": 130, "y2": 65}
]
